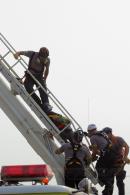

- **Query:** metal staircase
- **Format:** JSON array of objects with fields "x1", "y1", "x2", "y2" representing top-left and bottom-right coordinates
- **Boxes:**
[{"x1": 0, "y1": 33, "x2": 98, "y2": 185}]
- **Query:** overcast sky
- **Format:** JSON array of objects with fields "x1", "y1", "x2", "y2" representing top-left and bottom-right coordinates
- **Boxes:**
[{"x1": 0, "y1": 0, "x2": 130, "y2": 193}]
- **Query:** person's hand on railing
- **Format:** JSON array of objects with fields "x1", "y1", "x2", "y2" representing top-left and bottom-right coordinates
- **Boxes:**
[
  {"x1": 16, "y1": 77, "x2": 24, "y2": 84},
  {"x1": 13, "y1": 52, "x2": 20, "y2": 60}
]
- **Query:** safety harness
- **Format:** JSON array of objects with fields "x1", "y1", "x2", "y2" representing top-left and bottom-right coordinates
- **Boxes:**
[
  {"x1": 96, "y1": 132, "x2": 123, "y2": 167},
  {"x1": 65, "y1": 143, "x2": 83, "y2": 169}
]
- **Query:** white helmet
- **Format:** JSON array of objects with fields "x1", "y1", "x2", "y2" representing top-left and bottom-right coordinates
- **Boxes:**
[{"x1": 87, "y1": 124, "x2": 97, "y2": 131}]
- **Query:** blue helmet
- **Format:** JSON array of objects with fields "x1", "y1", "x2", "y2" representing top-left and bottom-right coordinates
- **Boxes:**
[{"x1": 102, "y1": 127, "x2": 112, "y2": 134}]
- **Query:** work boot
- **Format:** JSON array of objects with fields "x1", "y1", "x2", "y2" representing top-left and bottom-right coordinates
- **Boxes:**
[{"x1": 41, "y1": 103, "x2": 53, "y2": 113}]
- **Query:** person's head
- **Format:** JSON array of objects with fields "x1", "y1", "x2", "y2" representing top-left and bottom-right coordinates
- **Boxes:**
[
  {"x1": 39, "y1": 47, "x2": 49, "y2": 58},
  {"x1": 78, "y1": 178, "x2": 98, "y2": 194},
  {"x1": 87, "y1": 124, "x2": 97, "y2": 137},
  {"x1": 73, "y1": 130, "x2": 84, "y2": 143},
  {"x1": 102, "y1": 127, "x2": 112, "y2": 138}
]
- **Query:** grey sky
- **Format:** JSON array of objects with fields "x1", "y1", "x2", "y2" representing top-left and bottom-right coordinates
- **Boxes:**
[{"x1": 0, "y1": 0, "x2": 130, "y2": 193}]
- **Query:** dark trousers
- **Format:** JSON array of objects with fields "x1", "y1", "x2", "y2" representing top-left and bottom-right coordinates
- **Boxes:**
[
  {"x1": 97, "y1": 167, "x2": 114, "y2": 195},
  {"x1": 96, "y1": 158, "x2": 115, "y2": 195},
  {"x1": 64, "y1": 167, "x2": 85, "y2": 189},
  {"x1": 116, "y1": 169, "x2": 126, "y2": 195},
  {"x1": 96, "y1": 157, "x2": 126, "y2": 195},
  {"x1": 24, "y1": 74, "x2": 49, "y2": 107}
]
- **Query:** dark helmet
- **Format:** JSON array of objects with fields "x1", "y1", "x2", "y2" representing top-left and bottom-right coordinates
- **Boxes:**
[
  {"x1": 73, "y1": 130, "x2": 84, "y2": 143},
  {"x1": 102, "y1": 127, "x2": 112, "y2": 134},
  {"x1": 39, "y1": 47, "x2": 49, "y2": 58}
]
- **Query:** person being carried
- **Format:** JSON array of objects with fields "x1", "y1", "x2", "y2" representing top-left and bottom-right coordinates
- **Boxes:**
[
  {"x1": 55, "y1": 130, "x2": 92, "y2": 189},
  {"x1": 47, "y1": 111, "x2": 74, "y2": 143},
  {"x1": 13, "y1": 47, "x2": 52, "y2": 113}
]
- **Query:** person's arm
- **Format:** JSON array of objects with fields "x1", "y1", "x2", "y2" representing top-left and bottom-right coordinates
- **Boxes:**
[
  {"x1": 84, "y1": 153, "x2": 92, "y2": 166},
  {"x1": 55, "y1": 148, "x2": 63, "y2": 154},
  {"x1": 13, "y1": 51, "x2": 22, "y2": 59},
  {"x1": 44, "y1": 58, "x2": 50, "y2": 81},
  {"x1": 13, "y1": 51, "x2": 34, "y2": 59},
  {"x1": 90, "y1": 136, "x2": 101, "y2": 157},
  {"x1": 83, "y1": 145, "x2": 92, "y2": 166},
  {"x1": 91, "y1": 144, "x2": 101, "y2": 158},
  {"x1": 55, "y1": 144, "x2": 65, "y2": 154},
  {"x1": 123, "y1": 143, "x2": 129, "y2": 163}
]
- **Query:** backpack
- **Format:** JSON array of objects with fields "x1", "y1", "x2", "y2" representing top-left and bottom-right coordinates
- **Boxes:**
[
  {"x1": 65, "y1": 143, "x2": 84, "y2": 169},
  {"x1": 101, "y1": 138, "x2": 124, "y2": 167},
  {"x1": 95, "y1": 131, "x2": 112, "y2": 153},
  {"x1": 96, "y1": 133, "x2": 122, "y2": 167},
  {"x1": 25, "y1": 52, "x2": 35, "y2": 76}
]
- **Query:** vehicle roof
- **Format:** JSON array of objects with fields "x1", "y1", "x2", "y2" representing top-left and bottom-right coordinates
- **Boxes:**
[{"x1": 0, "y1": 185, "x2": 75, "y2": 194}]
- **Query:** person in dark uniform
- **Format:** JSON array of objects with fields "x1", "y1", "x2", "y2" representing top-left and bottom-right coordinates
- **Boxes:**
[
  {"x1": 86, "y1": 124, "x2": 130, "y2": 195},
  {"x1": 13, "y1": 47, "x2": 52, "y2": 113},
  {"x1": 102, "y1": 127, "x2": 130, "y2": 195},
  {"x1": 85, "y1": 124, "x2": 114, "y2": 195}
]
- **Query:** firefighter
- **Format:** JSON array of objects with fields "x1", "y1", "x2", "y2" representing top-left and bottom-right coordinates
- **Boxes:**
[
  {"x1": 102, "y1": 127, "x2": 130, "y2": 195},
  {"x1": 55, "y1": 130, "x2": 92, "y2": 189},
  {"x1": 13, "y1": 47, "x2": 52, "y2": 113},
  {"x1": 86, "y1": 124, "x2": 130, "y2": 195},
  {"x1": 85, "y1": 124, "x2": 114, "y2": 195}
]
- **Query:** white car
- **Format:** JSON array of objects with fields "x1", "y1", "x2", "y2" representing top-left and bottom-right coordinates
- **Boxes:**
[
  {"x1": 0, "y1": 184, "x2": 76, "y2": 195},
  {"x1": 0, "y1": 164, "x2": 97, "y2": 195}
]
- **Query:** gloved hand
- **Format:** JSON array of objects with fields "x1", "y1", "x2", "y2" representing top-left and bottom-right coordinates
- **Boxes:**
[
  {"x1": 84, "y1": 132, "x2": 89, "y2": 136},
  {"x1": 92, "y1": 155, "x2": 98, "y2": 162},
  {"x1": 16, "y1": 77, "x2": 23, "y2": 84},
  {"x1": 125, "y1": 157, "x2": 130, "y2": 164}
]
